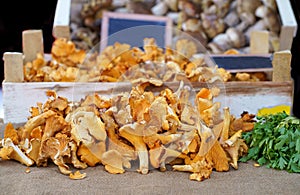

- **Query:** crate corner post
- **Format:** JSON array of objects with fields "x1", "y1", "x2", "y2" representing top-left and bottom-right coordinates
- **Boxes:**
[
  {"x1": 22, "y1": 29, "x2": 44, "y2": 63},
  {"x1": 52, "y1": 0, "x2": 71, "y2": 40}
]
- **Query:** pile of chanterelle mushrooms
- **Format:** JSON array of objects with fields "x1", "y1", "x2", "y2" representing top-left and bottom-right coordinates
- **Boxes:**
[
  {"x1": 24, "y1": 37, "x2": 268, "y2": 83},
  {"x1": 0, "y1": 77, "x2": 255, "y2": 181}
]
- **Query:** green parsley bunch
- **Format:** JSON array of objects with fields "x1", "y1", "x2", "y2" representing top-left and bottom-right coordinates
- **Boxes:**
[{"x1": 240, "y1": 112, "x2": 300, "y2": 173}]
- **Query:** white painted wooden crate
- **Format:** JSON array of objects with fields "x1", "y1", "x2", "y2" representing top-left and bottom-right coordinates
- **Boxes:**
[
  {"x1": 2, "y1": 30, "x2": 294, "y2": 124},
  {"x1": 2, "y1": 80, "x2": 293, "y2": 124}
]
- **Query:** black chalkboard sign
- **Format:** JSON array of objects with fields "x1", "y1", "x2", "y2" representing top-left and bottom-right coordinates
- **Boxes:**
[
  {"x1": 101, "y1": 11, "x2": 172, "y2": 51},
  {"x1": 211, "y1": 54, "x2": 273, "y2": 72}
]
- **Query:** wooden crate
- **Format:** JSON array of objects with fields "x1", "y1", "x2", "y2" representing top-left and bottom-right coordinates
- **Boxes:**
[
  {"x1": 2, "y1": 35, "x2": 293, "y2": 123},
  {"x1": 2, "y1": 0, "x2": 296, "y2": 124}
]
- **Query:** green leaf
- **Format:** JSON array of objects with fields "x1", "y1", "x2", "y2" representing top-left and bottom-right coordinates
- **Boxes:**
[
  {"x1": 257, "y1": 157, "x2": 267, "y2": 165},
  {"x1": 278, "y1": 157, "x2": 287, "y2": 170},
  {"x1": 292, "y1": 153, "x2": 300, "y2": 165},
  {"x1": 239, "y1": 156, "x2": 250, "y2": 162},
  {"x1": 270, "y1": 160, "x2": 278, "y2": 168},
  {"x1": 290, "y1": 163, "x2": 300, "y2": 173},
  {"x1": 296, "y1": 139, "x2": 300, "y2": 153},
  {"x1": 289, "y1": 141, "x2": 295, "y2": 149},
  {"x1": 259, "y1": 137, "x2": 269, "y2": 148},
  {"x1": 280, "y1": 146, "x2": 289, "y2": 152},
  {"x1": 242, "y1": 132, "x2": 252, "y2": 143},
  {"x1": 267, "y1": 150, "x2": 278, "y2": 159},
  {"x1": 268, "y1": 139, "x2": 274, "y2": 150},
  {"x1": 278, "y1": 126, "x2": 286, "y2": 135},
  {"x1": 274, "y1": 134, "x2": 288, "y2": 150},
  {"x1": 289, "y1": 117, "x2": 300, "y2": 125},
  {"x1": 247, "y1": 147, "x2": 260, "y2": 159}
]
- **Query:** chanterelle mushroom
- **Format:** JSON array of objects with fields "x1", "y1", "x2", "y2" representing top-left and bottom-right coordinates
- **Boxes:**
[
  {"x1": 0, "y1": 138, "x2": 34, "y2": 166},
  {"x1": 101, "y1": 150, "x2": 131, "y2": 174},
  {"x1": 26, "y1": 138, "x2": 41, "y2": 163},
  {"x1": 110, "y1": 93, "x2": 133, "y2": 126},
  {"x1": 4, "y1": 123, "x2": 19, "y2": 145},
  {"x1": 22, "y1": 110, "x2": 56, "y2": 139},
  {"x1": 67, "y1": 110, "x2": 106, "y2": 143},
  {"x1": 39, "y1": 136, "x2": 71, "y2": 174},
  {"x1": 101, "y1": 112, "x2": 137, "y2": 162},
  {"x1": 173, "y1": 156, "x2": 213, "y2": 182},
  {"x1": 149, "y1": 143, "x2": 188, "y2": 172},
  {"x1": 119, "y1": 123, "x2": 149, "y2": 174},
  {"x1": 205, "y1": 141, "x2": 229, "y2": 172},
  {"x1": 36, "y1": 115, "x2": 69, "y2": 168},
  {"x1": 66, "y1": 110, "x2": 107, "y2": 166},
  {"x1": 223, "y1": 130, "x2": 246, "y2": 169},
  {"x1": 148, "y1": 96, "x2": 169, "y2": 131}
]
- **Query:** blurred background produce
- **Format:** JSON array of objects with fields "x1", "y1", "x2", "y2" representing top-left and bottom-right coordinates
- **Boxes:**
[{"x1": 70, "y1": 0, "x2": 282, "y2": 54}]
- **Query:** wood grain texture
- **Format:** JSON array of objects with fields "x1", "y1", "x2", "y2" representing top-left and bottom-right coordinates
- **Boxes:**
[
  {"x1": 272, "y1": 50, "x2": 292, "y2": 82},
  {"x1": 2, "y1": 81, "x2": 293, "y2": 124}
]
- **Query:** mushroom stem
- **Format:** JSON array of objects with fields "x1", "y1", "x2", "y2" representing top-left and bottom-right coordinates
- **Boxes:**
[
  {"x1": 69, "y1": 141, "x2": 88, "y2": 169},
  {"x1": 22, "y1": 110, "x2": 56, "y2": 139},
  {"x1": 119, "y1": 124, "x2": 149, "y2": 174},
  {"x1": 220, "y1": 107, "x2": 230, "y2": 144},
  {"x1": 158, "y1": 134, "x2": 182, "y2": 144},
  {"x1": 151, "y1": 145, "x2": 189, "y2": 172},
  {"x1": 137, "y1": 150, "x2": 149, "y2": 174},
  {"x1": 173, "y1": 164, "x2": 193, "y2": 172},
  {"x1": 1, "y1": 138, "x2": 34, "y2": 166},
  {"x1": 101, "y1": 112, "x2": 137, "y2": 160},
  {"x1": 162, "y1": 148, "x2": 188, "y2": 170},
  {"x1": 197, "y1": 122, "x2": 215, "y2": 157},
  {"x1": 179, "y1": 123, "x2": 197, "y2": 131},
  {"x1": 224, "y1": 130, "x2": 243, "y2": 147}
]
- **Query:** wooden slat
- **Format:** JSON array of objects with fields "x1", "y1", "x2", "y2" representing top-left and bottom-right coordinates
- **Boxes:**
[
  {"x1": 53, "y1": 0, "x2": 71, "y2": 40},
  {"x1": 250, "y1": 31, "x2": 269, "y2": 54},
  {"x1": 276, "y1": 0, "x2": 298, "y2": 50},
  {"x1": 272, "y1": 50, "x2": 292, "y2": 82},
  {"x1": 3, "y1": 52, "x2": 24, "y2": 82},
  {"x1": 276, "y1": 0, "x2": 298, "y2": 36},
  {"x1": 279, "y1": 26, "x2": 296, "y2": 51},
  {"x1": 2, "y1": 81, "x2": 293, "y2": 124},
  {"x1": 22, "y1": 30, "x2": 44, "y2": 63}
]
